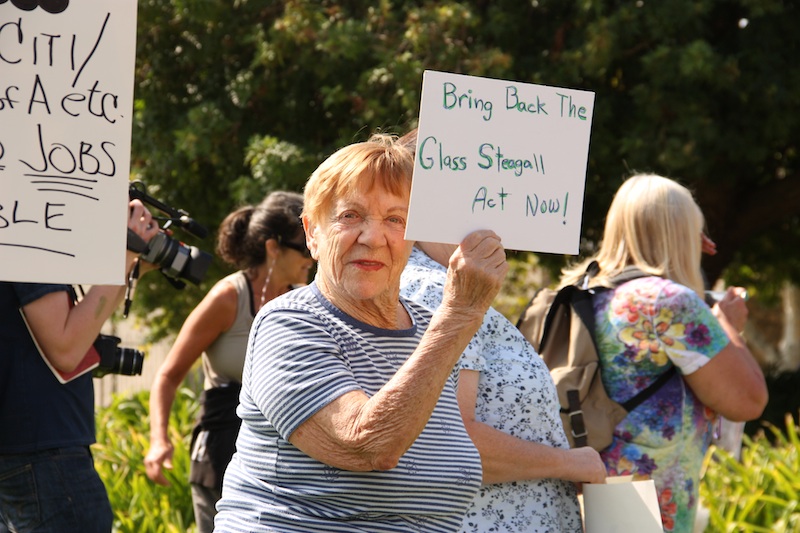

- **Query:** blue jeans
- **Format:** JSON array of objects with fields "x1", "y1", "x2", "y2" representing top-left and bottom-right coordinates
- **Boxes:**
[{"x1": 0, "y1": 446, "x2": 112, "y2": 533}]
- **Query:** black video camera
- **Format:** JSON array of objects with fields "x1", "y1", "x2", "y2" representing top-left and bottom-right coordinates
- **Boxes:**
[
  {"x1": 92, "y1": 334, "x2": 144, "y2": 378},
  {"x1": 127, "y1": 181, "x2": 213, "y2": 289}
]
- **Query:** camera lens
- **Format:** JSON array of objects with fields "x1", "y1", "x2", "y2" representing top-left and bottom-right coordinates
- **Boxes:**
[
  {"x1": 140, "y1": 232, "x2": 176, "y2": 265},
  {"x1": 140, "y1": 232, "x2": 211, "y2": 286},
  {"x1": 114, "y1": 347, "x2": 144, "y2": 376},
  {"x1": 92, "y1": 335, "x2": 145, "y2": 378},
  {"x1": 183, "y1": 246, "x2": 213, "y2": 285}
]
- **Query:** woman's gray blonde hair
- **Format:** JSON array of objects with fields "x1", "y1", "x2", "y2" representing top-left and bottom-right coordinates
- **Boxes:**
[
  {"x1": 302, "y1": 133, "x2": 414, "y2": 225},
  {"x1": 561, "y1": 174, "x2": 706, "y2": 295}
]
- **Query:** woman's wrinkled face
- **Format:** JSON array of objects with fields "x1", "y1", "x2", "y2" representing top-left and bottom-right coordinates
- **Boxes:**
[{"x1": 305, "y1": 183, "x2": 413, "y2": 307}]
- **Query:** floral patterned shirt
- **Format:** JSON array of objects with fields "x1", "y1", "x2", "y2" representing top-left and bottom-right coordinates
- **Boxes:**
[
  {"x1": 593, "y1": 276, "x2": 730, "y2": 533},
  {"x1": 400, "y1": 247, "x2": 582, "y2": 533}
]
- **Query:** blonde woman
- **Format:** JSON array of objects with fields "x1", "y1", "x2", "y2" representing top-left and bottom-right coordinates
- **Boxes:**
[{"x1": 559, "y1": 174, "x2": 767, "y2": 532}]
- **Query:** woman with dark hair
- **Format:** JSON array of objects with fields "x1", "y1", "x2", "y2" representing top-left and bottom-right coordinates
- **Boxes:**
[{"x1": 144, "y1": 191, "x2": 314, "y2": 533}]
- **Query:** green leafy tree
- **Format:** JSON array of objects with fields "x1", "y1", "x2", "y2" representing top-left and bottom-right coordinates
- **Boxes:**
[{"x1": 131, "y1": 0, "x2": 800, "y2": 338}]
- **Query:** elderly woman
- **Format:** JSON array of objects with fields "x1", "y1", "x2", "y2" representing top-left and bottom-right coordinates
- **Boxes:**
[
  {"x1": 397, "y1": 127, "x2": 605, "y2": 532},
  {"x1": 214, "y1": 134, "x2": 508, "y2": 533},
  {"x1": 401, "y1": 242, "x2": 607, "y2": 533}
]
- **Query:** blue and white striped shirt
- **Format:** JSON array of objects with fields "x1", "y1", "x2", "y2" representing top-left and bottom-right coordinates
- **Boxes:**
[{"x1": 215, "y1": 283, "x2": 482, "y2": 533}]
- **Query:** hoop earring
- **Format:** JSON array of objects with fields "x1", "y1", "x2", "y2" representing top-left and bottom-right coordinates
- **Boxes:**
[{"x1": 260, "y1": 263, "x2": 274, "y2": 309}]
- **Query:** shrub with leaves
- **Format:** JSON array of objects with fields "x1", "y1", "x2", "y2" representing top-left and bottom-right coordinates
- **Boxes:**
[
  {"x1": 93, "y1": 384, "x2": 800, "y2": 532},
  {"x1": 94, "y1": 388, "x2": 199, "y2": 533},
  {"x1": 701, "y1": 414, "x2": 800, "y2": 532}
]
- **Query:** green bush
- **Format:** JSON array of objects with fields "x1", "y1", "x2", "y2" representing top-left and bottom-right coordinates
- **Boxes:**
[
  {"x1": 93, "y1": 386, "x2": 800, "y2": 532},
  {"x1": 701, "y1": 414, "x2": 800, "y2": 532},
  {"x1": 94, "y1": 388, "x2": 199, "y2": 533}
]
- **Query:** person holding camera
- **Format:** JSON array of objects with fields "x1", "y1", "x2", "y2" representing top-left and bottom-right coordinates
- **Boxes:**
[
  {"x1": 144, "y1": 191, "x2": 314, "y2": 533},
  {"x1": 0, "y1": 199, "x2": 159, "y2": 533}
]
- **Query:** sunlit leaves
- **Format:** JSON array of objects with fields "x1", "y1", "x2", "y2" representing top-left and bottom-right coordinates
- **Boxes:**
[{"x1": 94, "y1": 388, "x2": 199, "y2": 532}]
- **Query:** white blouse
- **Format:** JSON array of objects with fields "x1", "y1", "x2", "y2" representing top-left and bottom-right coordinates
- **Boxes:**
[{"x1": 400, "y1": 247, "x2": 583, "y2": 533}]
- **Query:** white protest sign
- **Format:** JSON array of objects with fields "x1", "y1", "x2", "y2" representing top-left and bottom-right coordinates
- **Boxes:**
[
  {"x1": 0, "y1": 0, "x2": 138, "y2": 284},
  {"x1": 405, "y1": 70, "x2": 594, "y2": 254},
  {"x1": 582, "y1": 478, "x2": 664, "y2": 533}
]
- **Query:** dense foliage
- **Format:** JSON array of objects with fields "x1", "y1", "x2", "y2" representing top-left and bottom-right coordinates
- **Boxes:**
[
  {"x1": 130, "y1": 0, "x2": 800, "y2": 337},
  {"x1": 701, "y1": 415, "x2": 800, "y2": 531},
  {"x1": 95, "y1": 388, "x2": 198, "y2": 533},
  {"x1": 93, "y1": 388, "x2": 800, "y2": 532}
]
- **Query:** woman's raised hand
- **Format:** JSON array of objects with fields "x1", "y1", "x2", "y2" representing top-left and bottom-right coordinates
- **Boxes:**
[{"x1": 442, "y1": 230, "x2": 508, "y2": 319}]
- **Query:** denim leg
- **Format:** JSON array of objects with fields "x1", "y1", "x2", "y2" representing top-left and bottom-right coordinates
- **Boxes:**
[
  {"x1": 0, "y1": 447, "x2": 112, "y2": 533},
  {"x1": 0, "y1": 459, "x2": 39, "y2": 533}
]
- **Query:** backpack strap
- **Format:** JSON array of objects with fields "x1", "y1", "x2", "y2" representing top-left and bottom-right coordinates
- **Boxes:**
[
  {"x1": 539, "y1": 261, "x2": 603, "y2": 350},
  {"x1": 566, "y1": 389, "x2": 588, "y2": 448},
  {"x1": 559, "y1": 283, "x2": 606, "y2": 449},
  {"x1": 620, "y1": 365, "x2": 678, "y2": 412}
]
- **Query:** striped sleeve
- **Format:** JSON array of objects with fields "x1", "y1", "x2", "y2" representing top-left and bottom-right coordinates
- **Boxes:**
[{"x1": 245, "y1": 303, "x2": 363, "y2": 439}]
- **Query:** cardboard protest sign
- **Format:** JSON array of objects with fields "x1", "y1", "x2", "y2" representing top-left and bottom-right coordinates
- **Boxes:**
[
  {"x1": 0, "y1": 0, "x2": 138, "y2": 284},
  {"x1": 405, "y1": 70, "x2": 594, "y2": 254}
]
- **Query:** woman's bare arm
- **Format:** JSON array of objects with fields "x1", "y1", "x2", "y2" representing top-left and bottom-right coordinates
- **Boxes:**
[
  {"x1": 457, "y1": 369, "x2": 607, "y2": 485},
  {"x1": 288, "y1": 230, "x2": 508, "y2": 471},
  {"x1": 683, "y1": 287, "x2": 768, "y2": 421}
]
